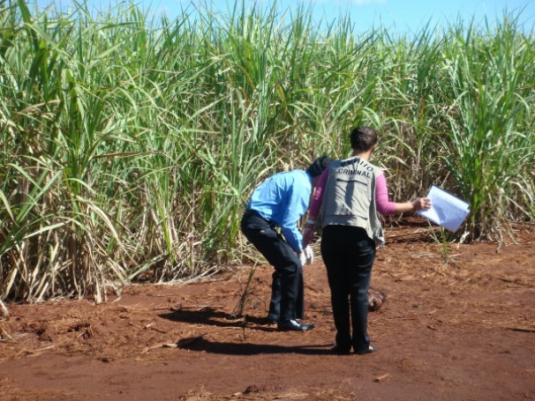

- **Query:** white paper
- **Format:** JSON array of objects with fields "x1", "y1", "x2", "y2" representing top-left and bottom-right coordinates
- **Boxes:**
[{"x1": 417, "y1": 186, "x2": 470, "y2": 232}]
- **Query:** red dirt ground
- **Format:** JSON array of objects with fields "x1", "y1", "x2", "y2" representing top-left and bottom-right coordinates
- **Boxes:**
[{"x1": 1, "y1": 220, "x2": 535, "y2": 401}]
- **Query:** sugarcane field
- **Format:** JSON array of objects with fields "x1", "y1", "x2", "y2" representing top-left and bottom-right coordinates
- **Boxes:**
[{"x1": 1, "y1": 0, "x2": 535, "y2": 400}]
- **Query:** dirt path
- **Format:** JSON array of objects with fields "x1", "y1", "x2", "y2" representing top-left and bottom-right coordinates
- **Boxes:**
[{"x1": 1, "y1": 223, "x2": 535, "y2": 401}]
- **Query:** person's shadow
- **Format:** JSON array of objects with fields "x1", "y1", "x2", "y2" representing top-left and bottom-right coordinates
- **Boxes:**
[
  {"x1": 159, "y1": 306, "x2": 276, "y2": 331},
  {"x1": 175, "y1": 336, "x2": 334, "y2": 355},
  {"x1": 159, "y1": 307, "x2": 334, "y2": 356}
]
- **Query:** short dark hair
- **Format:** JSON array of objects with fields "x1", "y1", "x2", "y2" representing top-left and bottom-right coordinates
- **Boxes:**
[
  {"x1": 350, "y1": 126, "x2": 378, "y2": 152},
  {"x1": 306, "y1": 156, "x2": 332, "y2": 177}
]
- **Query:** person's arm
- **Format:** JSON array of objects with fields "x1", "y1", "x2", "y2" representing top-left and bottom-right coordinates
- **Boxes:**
[
  {"x1": 307, "y1": 168, "x2": 329, "y2": 220},
  {"x1": 376, "y1": 173, "x2": 431, "y2": 214},
  {"x1": 376, "y1": 173, "x2": 396, "y2": 216},
  {"x1": 280, "y1": 182, "x2": 309, "y2": 254},
  {"x1": 393, "y1": 199, "x2": 430, "y2": 213},
  {"x1": 302, "y1": 168, "x2": 329, "y2": 247}
]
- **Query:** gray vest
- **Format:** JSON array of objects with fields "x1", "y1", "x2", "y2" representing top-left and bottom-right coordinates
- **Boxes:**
[{"x1": 319, "y1": 156, "x2": 385, "y2": 245}]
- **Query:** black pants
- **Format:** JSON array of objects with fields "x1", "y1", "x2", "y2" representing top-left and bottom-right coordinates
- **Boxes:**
[
  {"x1": 321, "y1": 225, "x2": 376, "y2": 353},
  {"x1": 241, "y1": 210, "x2": 304, "y2": 321}
]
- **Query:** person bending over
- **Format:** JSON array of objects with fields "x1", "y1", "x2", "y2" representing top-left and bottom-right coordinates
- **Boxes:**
[{"x1": 241, "y1": 156, "x2": 332, "y2": 331}]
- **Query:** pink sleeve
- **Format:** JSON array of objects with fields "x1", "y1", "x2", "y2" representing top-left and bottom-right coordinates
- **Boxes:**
[
  {"x1": 376, "y1": 173, "x2": 396, "y2": 216},
  {"x1": 308, "y1": 168, "x2": 329, "y2": 219}
]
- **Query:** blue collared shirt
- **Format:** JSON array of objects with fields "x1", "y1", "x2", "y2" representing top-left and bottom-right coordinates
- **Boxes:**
[{"x1": 246, "y1": 170, "x2": 312, "y2": 253}]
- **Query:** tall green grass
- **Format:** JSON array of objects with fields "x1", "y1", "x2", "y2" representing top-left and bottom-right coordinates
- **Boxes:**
[{"x1": 1, "y1": 1, "x2": 534, "y2": 301}]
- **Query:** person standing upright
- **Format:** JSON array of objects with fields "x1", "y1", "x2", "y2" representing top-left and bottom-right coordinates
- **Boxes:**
[
  {"x1": 304, "y1": 127, "x2": 431, "y2": 353},
  {"x1": 241, "y1": 156, "x2": 332, "y2": 331}
]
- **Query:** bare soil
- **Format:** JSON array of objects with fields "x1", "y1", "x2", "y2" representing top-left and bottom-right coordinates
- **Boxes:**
[{"x1": 1, "y1": 220, "x2": 535, "y2": 401}]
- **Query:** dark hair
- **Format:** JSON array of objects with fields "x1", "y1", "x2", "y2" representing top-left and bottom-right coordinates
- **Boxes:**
[
  {"x1": 350, "y1": 126, "x2": 378, "y2": 152},
  {"x1": 306, "y1": 156, "x2": 333, "y2": 177}
]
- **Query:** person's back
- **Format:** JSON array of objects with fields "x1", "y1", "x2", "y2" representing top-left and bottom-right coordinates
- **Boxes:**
[
  {"x1": 319, "y1": 156, "x2": 384, "y2": 245},
  {"x1": 247, "y1": 170, "x2": 311, "y2": 250}
]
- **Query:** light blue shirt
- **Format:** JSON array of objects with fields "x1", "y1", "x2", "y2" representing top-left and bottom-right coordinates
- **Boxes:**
[{"x1": 246, "y1": 170, "x2": 312, "y2": 253}]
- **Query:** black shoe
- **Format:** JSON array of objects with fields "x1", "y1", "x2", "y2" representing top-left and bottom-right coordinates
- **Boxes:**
[
  {"x1": 356, "y1": 345, "x2": 376, "y2": 355},
  {"x1": 331, "y1": 344, "x2": 351, "y2": 355},
  {"x1": 277, "y1": 319, "x2": 315, "y2": 331},
  {"x1": 267, "y1": 313, "x2": 279, "y2": 324}
]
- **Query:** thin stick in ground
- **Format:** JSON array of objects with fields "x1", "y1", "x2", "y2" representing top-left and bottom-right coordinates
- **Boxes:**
[{"x1": 231, "y1": 263, "x2": 259, "y2": 318}]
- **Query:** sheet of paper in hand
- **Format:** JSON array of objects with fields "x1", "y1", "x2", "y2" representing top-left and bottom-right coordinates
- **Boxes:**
[{"x1": 418, "y1": 186, "x2": 470, "y2": 232}]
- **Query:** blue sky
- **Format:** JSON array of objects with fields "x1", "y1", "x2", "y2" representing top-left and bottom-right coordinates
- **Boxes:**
[{"x1": 37, "y1": 0, "x2": 535, "y2": 35}]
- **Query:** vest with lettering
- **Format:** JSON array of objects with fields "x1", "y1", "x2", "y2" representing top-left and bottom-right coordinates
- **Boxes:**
[{"x1": 318, "y1": 156, "x2": 385, "y2": 245}]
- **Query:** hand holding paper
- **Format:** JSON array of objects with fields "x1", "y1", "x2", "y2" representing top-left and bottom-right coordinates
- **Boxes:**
[
  {"x1": 418, "y1": 186, "x2": 470, "y2": 232},
  {"x1": 413, "y1": 197, "x2": 432, "y2": 211}
]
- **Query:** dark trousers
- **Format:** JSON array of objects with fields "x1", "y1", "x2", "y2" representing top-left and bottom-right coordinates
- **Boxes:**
[
  {"x1": 268, "y1": 270, "x2": 304, "y2": 320},
  {"x1": 321, "y1": 225, "x2": 376, "y2": 353},
  {"x1": 241, "y1": 211, "x2": 304, "y2": 321}
]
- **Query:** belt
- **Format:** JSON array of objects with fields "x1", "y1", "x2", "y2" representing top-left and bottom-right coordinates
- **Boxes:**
[
  {"x1": 244, "y1": 209, "x2": 264, "y2": 219},
  {"x1": 244, "y1": 209, "x2": 277, "y2": 227}
]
